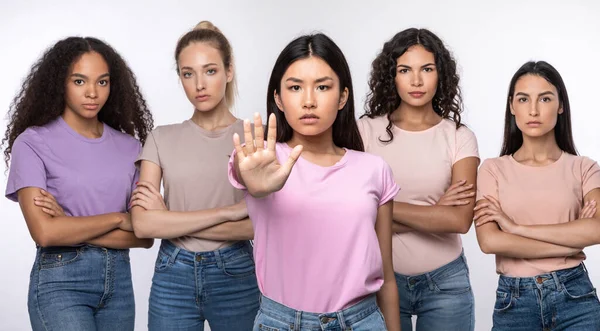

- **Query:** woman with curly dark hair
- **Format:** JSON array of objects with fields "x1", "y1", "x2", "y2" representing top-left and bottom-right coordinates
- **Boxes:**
[
  {"x1": 3, "y1": 36, "x2": 154, "y2": 331},
  {"x1": 358, "y1": 28, "x2": 479, "y2": 331}
]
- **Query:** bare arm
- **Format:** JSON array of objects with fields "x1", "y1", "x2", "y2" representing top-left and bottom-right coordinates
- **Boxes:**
[
  {"x1": 474, "y1": 199, "x2": 582, "y2": 258},
  {"x1": 189, "y1": 218, "x2": 254, "y2": 241},
  {"x1": 17, "y1": 187, "x2": 126, "y2": 247},
  {"x1": 375, "y1": 201, "x2": 401, "y2": 331},
  {"x1": 510, "y1": 189, "x2": 600, "y2": 248},
  {"x1": 131, "y1": 161, "x2": 242, "y2": 239},
  {"x1": 392, "y1": 222, "x2": 414, "y2": 234},
  {"x1": 86, "y1": 229, "x2": 153, "y2": 249},
  {"x1": 393, "y1": 157, "x2": 479, "y2": 234}
]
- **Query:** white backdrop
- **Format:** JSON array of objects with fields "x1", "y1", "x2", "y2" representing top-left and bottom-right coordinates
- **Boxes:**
[{"x1": 1, "y1": 1, "x2": 599, "y2": 330}]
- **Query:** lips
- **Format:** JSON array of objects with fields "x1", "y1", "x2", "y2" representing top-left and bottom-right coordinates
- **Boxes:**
[
  {"x1": 527, "y1": 121, "x2": 542, "y2": 126},
  {"x1": 82, "y1": 104, "x2": 99, "y2": 111},
  {"x1": 195, "y1": 95, "x2": 209, "y2": 101},
  {"x1": 300, "y1": 114, "x2": 319, "y2": 124},
  {"x1": 408, "y1": 92, "x2": 426, "y2": 98}
]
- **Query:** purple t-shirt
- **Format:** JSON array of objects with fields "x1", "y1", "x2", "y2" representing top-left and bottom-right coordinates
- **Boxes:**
[{"x1": 5, "y1": 117, "x2": 141, "y2": 217}]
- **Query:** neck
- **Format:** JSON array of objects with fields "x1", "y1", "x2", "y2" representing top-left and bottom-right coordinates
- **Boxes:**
[
  {"x1": 392, "y1": 101, "x2": 439, "y2": 125},
  {"x1": 61, "y1": 109, "x2": 103, "y2": 138},
  {"x1": 190, "y1": 99, "x2": 236, "y2": 131},
  {"x1": 514, "y1": 131, "x2": 562, "y2": 162},
  {"x1": 287, "y1": 128, "x2": 340, "y2": 155}
]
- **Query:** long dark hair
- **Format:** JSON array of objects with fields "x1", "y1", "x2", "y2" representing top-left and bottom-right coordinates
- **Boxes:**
[
  {"x1": 3, "y1": 36, "x2": 153, "y2": 167},
  {"x1": 265, "y1": 33, "x2": 364, "y2": 151},
  {"x1": 363, "y1": 28, "x2": 462, "y2": 143},
  {"x1": 500, "y1": 61, "x2": 577, "y2": 156}
]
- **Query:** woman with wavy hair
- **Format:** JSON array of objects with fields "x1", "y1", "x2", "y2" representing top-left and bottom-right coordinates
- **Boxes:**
[
  {"x1": 358, "y1": 28, "x2": 479, "y2": 331},
  {"x1": 3, "y1": 36, "x2": 154, "y2": 331}
]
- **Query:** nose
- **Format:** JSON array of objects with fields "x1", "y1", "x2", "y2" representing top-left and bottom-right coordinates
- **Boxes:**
[
  {"x1": 85, "y1": 85, "x2": 97, "y2": 99},
  {"x1": 303, "y1": 88, "x2": 316, "y2": 109},
  {"x1": 529, "y1": 102, "x2": 539, "y2": 117},
  {"x1": 410, "y1": 71, "x2": 423, "y2": 87},
  {"x1": 195, "y1": 76, "x2": 205, "y2": 91}
]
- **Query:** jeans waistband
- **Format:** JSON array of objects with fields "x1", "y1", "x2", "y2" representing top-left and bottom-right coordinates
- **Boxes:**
[
  {"x1": 498, "y1": 263, "x2": 588, "y2": 292},
  {"x1": 396, "y1": 250, "x2": 469, "y2": 284},
  {"x1": 159, "y1": 239, "x2": 252, "y2": 267},
  {"x1": 258, "y1": 294, "x2": 379, "y2": 329}
]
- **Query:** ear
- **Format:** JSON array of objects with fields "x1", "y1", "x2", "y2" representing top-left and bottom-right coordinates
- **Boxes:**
[
  {"x1": 274, "y1": 90, "x2": 284, "y2": 112},
  {"x1": 558, "y1": 103, "x2": 564, "y2": 115},
  {"x1": 226, "y1": 64, "x2": 234, "y2": 83},
  {"x1": 338, "y1": 87, "x2": 349, "y2": 110},
  {"x1": 509, "y1": 97, "x2": 515, "y2": 115}
]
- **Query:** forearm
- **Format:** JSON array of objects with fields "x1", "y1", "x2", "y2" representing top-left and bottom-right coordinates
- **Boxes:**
[
  {"x1": 377, "y1": 280, "x2": 401, "y2": 331},
  {"x1": 131, "y1": 207, "x2": 230, "y2": 239},
  {"x1": 393, "y1": 202, "x2": 472, "y2": 234},
  {"x1": 30, "y1": 213, "x2": 122, "y2": 247},
  {"x1": 477, "y1": 224, "x2": 581, "y2": 258},
  {"x1": 513, "y1": 218, "x2": 600, "y2": 249},
  {"x1": 86, "y1": 229, "x2": 153, "y2": 249},
  {"x1": 189, "y1": 218, "x2": 254, "y2": 241},
  {"x1": 392, "y1": 221, "x2": 414, "y2": 233}
]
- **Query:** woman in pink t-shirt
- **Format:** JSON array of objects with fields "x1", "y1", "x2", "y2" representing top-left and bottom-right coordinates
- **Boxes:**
[
  {"x1": 475, "y1": 61, "x2": 600, "y2": 330},
  {"x1": 229, "y1": 33, "x2": 401, "y2": 331},
  {"x1": 358, "y1": 28, "x2": 479, "y2": 331}
]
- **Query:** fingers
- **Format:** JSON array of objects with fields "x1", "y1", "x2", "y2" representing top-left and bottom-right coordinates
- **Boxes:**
[
  {"x1": 473, "y1": 207, "x2": 495, "y2": 220},
  {"x1": 131, "y1": 186, "x2": 153, "y2": 200},
  {"x1": 39, "y1": 189, "x2": 58, "y2": 202},
  {"x1": 254, "y1": 113, "x2": 265, "y2": 152},
  {"x1": 445, "y1": 180, "x2": 473, "y2": 195},
  {"x1": 129, "y1": 198, "x2": 150, "y2": 210},
  {"x1": 136, "y1": 181, "x2": 161, "y2": 196},
  {"x1": 580, "y1": 200, "x2": 597, "y2": 219},
  {"x1": 243, "y1": 119, "x2": 255, "y2": 156},
  {"x1": 281, "y1": 145, "x2": 303, "y2": 176},
  {"x1": 473, "y1": 202, "x2": 490, "y2": 211},
  {"x1": 484, "y1": 195, "x2": 501, "y2": 210},
  {"x1": 33, "y1": 197, "x2": 63, "y2": 214},
  {"x1": 233, "y1": 133, "x2": 247, "y2": 160},
  {"x1": 266, "y1": 113, "x2": 277, "y2": 151},
  {"x1": 475, "y1": 215, "x2": 496, "y2": 227},
  {"x1": 41, "y1": 207, "x2": 57, "y2": 216}
]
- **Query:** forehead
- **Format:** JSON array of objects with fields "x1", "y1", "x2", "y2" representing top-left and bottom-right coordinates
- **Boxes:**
[
  {"x1": 283, "y1": 56, "x2": 338, "y2": 80},
  {"x1": 71, "y1": 52, "x2": 108, "y2": 73},
  {"x1": 397, "y1": 45, "x2": 435, "y2": 64},
  {"x1": 178, "y1": 42, "x2": 224, "y2": 67},
  {"x1": 514, "y1": 74, "x2": 557, "y2": 93}
]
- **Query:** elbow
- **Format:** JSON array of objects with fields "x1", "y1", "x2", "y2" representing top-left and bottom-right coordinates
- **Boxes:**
[
  {"x1": 140, "y1": 238, "x2": 154, "y2": 249},
  {"x1": 478, "y1": 237, "x2": 498, "y2": 255},
  {"x1": 457, "y1": 221, "x2": 472, "y2": 235}
]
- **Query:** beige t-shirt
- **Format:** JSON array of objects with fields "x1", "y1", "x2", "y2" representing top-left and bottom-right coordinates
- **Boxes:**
[
  {"x1": 137, "y1": 119, "x2": 245, "y2": 252},
  {"x1": 358, "y1": 116, "x2": 479, "y2": 275},
  {"x1": 477, "y1": 153, "x2": 600, "y2": 277}
]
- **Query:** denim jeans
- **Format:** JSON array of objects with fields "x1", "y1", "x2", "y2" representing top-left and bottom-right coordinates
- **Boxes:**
[
  {"x1": 148, "y1": 239, "x2": 260, "y2": 331},
  {"x1": 493, "y1": 263, "x2": 600, "y2": 331},
  {"x1": 395, "y1": 252, "x2": 475, "y2": 331},
  {"x1": 28, "y1": 245, "x2": 135, "y2": 331},
  {"x1": 254, "y1": 294, "x2": 387, "y2": 331}
]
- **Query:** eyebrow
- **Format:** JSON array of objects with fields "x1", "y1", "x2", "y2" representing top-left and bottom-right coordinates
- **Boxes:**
[
  {"x1": 397, "y1": 63, "x2": 436, "y2": 69},
  {"x1": 180, "y1": 63, "x2": 218, "y2": 71},
  {"x1": 515, "y1": 91, "x2": 555, "y2": 97},
  {"x1": 71, "y1": 73, "x2": 110, "y2": 79},
  {"x1": 285, "y1": 76, "x2": 334, "y2": 83}
]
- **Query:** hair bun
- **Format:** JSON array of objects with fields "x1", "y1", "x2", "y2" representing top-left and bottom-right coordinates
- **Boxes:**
[{"x1": 193, "y1": 21, "x2": 222, "y2": 34}]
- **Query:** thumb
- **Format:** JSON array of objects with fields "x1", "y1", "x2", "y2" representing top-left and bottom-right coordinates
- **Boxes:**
[{"x1": 281, "y1": 145, "x2": 303, "y2": 176}]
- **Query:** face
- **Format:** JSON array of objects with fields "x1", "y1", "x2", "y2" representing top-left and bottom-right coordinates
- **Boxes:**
[
  {"x1": 510, "y1": 74, "x2": 563, "y2": 138},
  {"x1": 64, "y1": 51, "x2": 110, "y2": 119},
  {"x1": 274, "y1": 56, "x2": 348, "y2": 138},
  {"x1": 395, "y1": 45, "x2": 438, "y2": 107},
  {"x1": 178, "y1": 42, "x2": 232, "y2": 112}
]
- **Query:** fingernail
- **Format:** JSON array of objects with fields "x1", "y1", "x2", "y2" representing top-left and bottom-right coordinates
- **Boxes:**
[{"x1": 135, "y1": 182, "x2": 139, "y2": 185}]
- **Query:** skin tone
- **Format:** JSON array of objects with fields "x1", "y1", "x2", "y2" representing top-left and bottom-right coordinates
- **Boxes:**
[
  {"x1": 474, "y1": 74, "x2": 600, "y2": 253},
  {"x1": 130, "y1": 41, "x2": 253, "y2": 240},
  {"x1": 19, "y1": 51, "x2": 152, "y2": 249},
  {"x1": 232, "y1": 56, "x2": 400, "y2": 331},
  {"x1": 388, "y1": 45, "x2": 479, "y2": 235}
]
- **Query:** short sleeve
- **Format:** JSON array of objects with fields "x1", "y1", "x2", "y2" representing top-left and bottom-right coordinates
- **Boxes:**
[
  {"x1": 379, "y1": 160, "x2": 400, "y2": 206},
  {"x1": 228, "y1": 148, "x2": 247, "y2": 190},
  {"x1": 476, "y1": 159, "x2": 499, "y2": 201},
  {"x1": 128, "y1": 143, "x2": 143, "y2": 211},
  {"x1": 136, "y1": 130, "x2": 160, "y2": 166},
  {"x1": 5, "y1": 132, "x2": 47, "y2": 202},
  {"x1": 581, "y1": 157, "x2": 600, "y2": 197},
  {"x1": 454, "y1": 126, "x2": 479, "y2": 164},
  {"x1": 356, "y1": 117, "x2": 371, "y2": 152}
]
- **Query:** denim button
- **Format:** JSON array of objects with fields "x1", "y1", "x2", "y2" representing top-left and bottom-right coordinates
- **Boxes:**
[
  {"x1": 57, "y1": 254, "x2": 62, "y2": 261},
  {"x1": 536, "y1": 277, "x2": 543, "y2": 284},
  {"x1": 409, "y1": 279, "x2": 416, "y2": 285},
  {"x1": 195, "y1": 255, "x2": 202, "y2": 262}
]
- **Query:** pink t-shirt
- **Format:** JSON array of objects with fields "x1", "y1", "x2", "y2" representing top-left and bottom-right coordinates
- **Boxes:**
[
  {"x1": 477, "y1": 153, "x2": 600, "y2": 277},
  {"x1": 228, "y1": 142, "x2": 399, "y2": 313},
  {"x1": 358, "y1": 116, "x2": 479, "y2": 275}
]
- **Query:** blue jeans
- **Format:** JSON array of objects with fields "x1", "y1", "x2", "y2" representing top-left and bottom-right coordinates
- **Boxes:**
[
  {"x1": 396, "y1": 252, "x2": 475, "y2": 331},
  {"x1": 28, "y1": 245, "x2": 135, "y2": 331},
  {"x1": 254, "y1": 294, "x2": 387, "y2": 331},
  {"x1": 149, "y1": 240, "x2": 260, "y2": 331},
  {"x1": 493, "y1": 263, "x2": 600, "y2": 331}
]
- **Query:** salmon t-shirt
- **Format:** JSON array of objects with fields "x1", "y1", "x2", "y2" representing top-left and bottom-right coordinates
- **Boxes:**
[
  {"x1": 358, "y1": 116, "x2": 479, "y2": 275},
  {"x1": 137, "y1": 119, "x2": 245, "y2": 252},
  {"x1": 477, "y1": 153, "x2": 600, "y2": 277}
]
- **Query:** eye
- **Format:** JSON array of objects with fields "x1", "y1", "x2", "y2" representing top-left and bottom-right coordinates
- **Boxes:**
[
  {"x1": 317, "y1": 85, "x2": 329, "y2": 91},
  {"x1": 398, "y1": 68, "x2": 409, "y2": 74},
  {"x1": 98, "y1": 80, "x2": 109, "y2": 87},
  {"x1": 423, "y1": 67, "x2": 434, "y2": 72},
  {"x1": 289, "y1": 85, "x2": 300, "y2": 91},
  {"x1": 540, "y1": 97, "x2": 552, "y2": 102},
  {"x1": 74, "y1": 79, "x2": 84, "y2": 86},
  {"x1": 182, "y1": 72, "x2": 192, "y2": 78},
  {"x1": 206, "y1": 69, "x2": 216, "y2": 75},
  {"x1": 517, "y1": 97, "x2": 528, "y2": 103}
]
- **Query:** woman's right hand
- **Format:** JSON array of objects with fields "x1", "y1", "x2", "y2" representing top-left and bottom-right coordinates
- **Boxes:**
[
  {"x1": 579, "y1": 200, "x2": 597, "y2": 219},
  {"x1": 118, "y1": 213, "x2": 134, "y2": 231},
  {"x1": 224, "y1": 200, "x2": 249, "y2": 221},
  {"x1": 233, "y1": 113, "x2": 303, "y2": 198}
]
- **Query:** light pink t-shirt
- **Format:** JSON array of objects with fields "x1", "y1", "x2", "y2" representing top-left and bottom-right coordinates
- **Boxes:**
[
  {"x1": 477, "y1": 153, "x2": 600, "y2": 277},
  {"x1": 358, "y1": 116, "x2": 479, "y2": 275},
  {"x1": 228, "y1": 143, "x2": 399, "y2": 313}
]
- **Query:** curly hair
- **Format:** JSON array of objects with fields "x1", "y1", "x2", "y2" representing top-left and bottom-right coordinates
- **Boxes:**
[
  {"x1": 363, "y1": 28, "x2": 462, "y2": 143},
  {"x1": 2, "y1": 36, "x2": 154, "y2": 167}
]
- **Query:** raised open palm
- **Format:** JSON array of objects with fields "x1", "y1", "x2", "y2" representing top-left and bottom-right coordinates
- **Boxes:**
[{"x1": 233, "y1": 113, "x2": 303, "y2": 198}]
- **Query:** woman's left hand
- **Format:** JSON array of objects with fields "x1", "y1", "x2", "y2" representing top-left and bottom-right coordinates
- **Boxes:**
[{"x1": 474, "y1": 195, "x2": 519, "y2": 233}]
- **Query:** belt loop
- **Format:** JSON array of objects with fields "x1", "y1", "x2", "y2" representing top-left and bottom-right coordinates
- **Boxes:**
[
  {"x1": 214, "y1": 248, "x2": 224, "y2": 269},
  {"x1": 294, "y1": 310, "x2": 301, "y2": 331},
  {"x1": 169, "y1": 246, "x2": 180, "y2": 264},
  {"x1": 337, "y1": 309, "x2": 347, "y2": 330},
  {"x1": 581, "y1": 262, "x2": 588, "y2": 273},
  {"x1": 426, "y1": 272, "x2": 435, "y2": 291},
  {"x1": 551, "y1": 272, "x2": 561, "y2": 290},
  {"x1": 514, "y1": 277, "x2": 520, "y2": 298}
]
